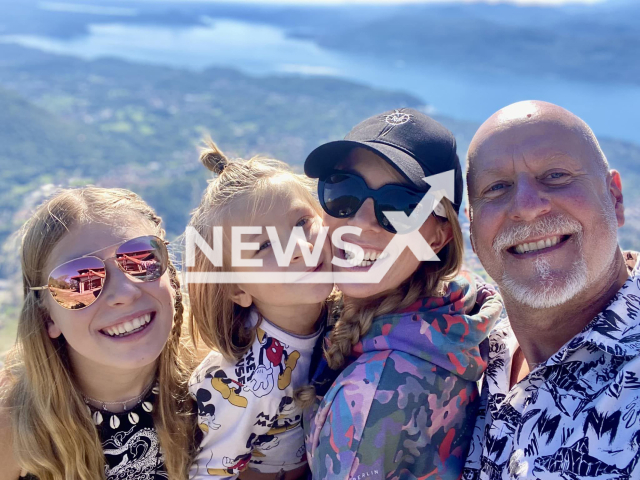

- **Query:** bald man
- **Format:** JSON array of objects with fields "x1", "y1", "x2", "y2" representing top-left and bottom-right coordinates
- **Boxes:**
[{"x1": 462, "y1": 101, "x2": 640, "y2": 480}]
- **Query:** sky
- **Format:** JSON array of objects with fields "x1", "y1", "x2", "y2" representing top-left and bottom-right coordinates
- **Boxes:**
[
  {"x1": 110, "y1": 0, "x2": 604, "y2": 5},
  {"x1": 218, "y1": 0, "x2": 601, "y2": 3},
  {"x1": 187, "y1": 0, "x2": 595, "y2": 3}
]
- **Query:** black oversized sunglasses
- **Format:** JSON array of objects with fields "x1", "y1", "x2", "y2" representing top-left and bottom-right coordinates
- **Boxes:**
[
  {"x1": 31, "y1": 235, "x2": 169, "y2": 310},
  {"x1": 318, "y1": 171, "x2": 446, "y2": 234}
]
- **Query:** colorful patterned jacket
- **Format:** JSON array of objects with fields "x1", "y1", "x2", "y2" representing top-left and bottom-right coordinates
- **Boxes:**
[{"x1": 304, "y1": 273, "x2": 503, "y2": 480}]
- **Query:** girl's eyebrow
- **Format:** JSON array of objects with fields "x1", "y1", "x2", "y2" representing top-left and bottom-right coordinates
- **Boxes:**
[
  {"x1": 288, "y1": 205, "x2": 314, "y2": 217},
  {"x1": 246, "y1": 230, "x2": 266, "y2": 241},
  {"x1": 244, "y1": 204, "x2": 314, "y2": 241},
  {"x1": 82, "y1": 238, "x2": 128, "y2": 257},
  {"x1": 53, "y1": 238, "x2": 127, "y2": 266}
]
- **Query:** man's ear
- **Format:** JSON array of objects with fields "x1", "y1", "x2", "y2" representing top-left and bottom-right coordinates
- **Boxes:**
[
  {"x1": 469, "y1": 228, "x2": 477, "y2": 254},
  {"x1": 609, "y1": 170, "x2": 624, "y2": 227},
  {"x1": 230, "y1": 285, "x2": 253, "y2": 308},
  {"x1": 467, "y1": 205, "x2": 477, "y2": 254},
  {"x1": 47, "y1": 319, "x2": 62, "y2": 339}
]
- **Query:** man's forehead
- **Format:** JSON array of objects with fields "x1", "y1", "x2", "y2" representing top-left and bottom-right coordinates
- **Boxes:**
[{"x1": 470, "y1": 120, "x2": 595, "y2": 177}]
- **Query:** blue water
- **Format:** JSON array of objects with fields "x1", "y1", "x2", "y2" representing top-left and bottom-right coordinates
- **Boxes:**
[{"x1": 2, "y1": 17, "x2": 638, "y2": 143}]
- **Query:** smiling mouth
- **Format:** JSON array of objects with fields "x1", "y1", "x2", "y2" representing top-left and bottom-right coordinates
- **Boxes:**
[
  {"x1": 341, "y1": 246, "x2": 389, "y2": 268},
  {"x1": 101, "y1": 312, "x2": 155, "y2": 338},
  {"x1": 508, "y1": 235, "x2": 571, "y2": 255}
]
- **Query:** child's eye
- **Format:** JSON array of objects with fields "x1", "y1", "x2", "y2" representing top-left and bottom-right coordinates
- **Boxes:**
[
  {"x1": 258, "y1": 240, "x2": 271, "y2": 252},
  {"x1": 296, "y1": 217, "x2": 310, "y2": 227}
]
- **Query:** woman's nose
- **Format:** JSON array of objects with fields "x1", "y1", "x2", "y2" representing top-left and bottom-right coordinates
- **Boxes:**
[{"x1": 349, "y1": 198, "x2": 382, "y2": 231}]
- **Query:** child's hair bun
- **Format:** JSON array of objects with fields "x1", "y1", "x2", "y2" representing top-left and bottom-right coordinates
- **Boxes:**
[{"x1": 200, "y1": 138, "x2": 228, "y2": 175}]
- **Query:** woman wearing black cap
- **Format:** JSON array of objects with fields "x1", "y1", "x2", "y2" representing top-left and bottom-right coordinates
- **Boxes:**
[{"x1": 300, "y1": 109, "x2": 503, "y2": 479}]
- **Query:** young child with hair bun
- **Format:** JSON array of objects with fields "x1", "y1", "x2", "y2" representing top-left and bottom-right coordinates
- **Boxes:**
[{"x1": 187, "y1": 140, "x2": 335, "y2": 479}]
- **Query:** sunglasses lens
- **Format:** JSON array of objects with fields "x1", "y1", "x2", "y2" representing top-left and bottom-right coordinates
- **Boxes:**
[
  {"x1": 116, "y1": 235, "x2": 168, "y2": 281},
  {"x1": 322, "y1": 173, "x2": 364, "y2": 218},
  {"x1": 48, "y1": 257, "x2": 105, "y2": 309},
  {"x1": 377, "y1": 189, "x2": 424, "y2": 234}
]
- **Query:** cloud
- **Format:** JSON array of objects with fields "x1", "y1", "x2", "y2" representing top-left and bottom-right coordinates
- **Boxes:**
[{"x1": 39, "y1": 2, "x2": 138, "y2": 16}]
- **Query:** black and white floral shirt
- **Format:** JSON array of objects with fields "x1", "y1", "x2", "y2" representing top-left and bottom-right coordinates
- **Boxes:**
[{"x1": 464, "y1": 251, "x2": 640, "y2": 480}]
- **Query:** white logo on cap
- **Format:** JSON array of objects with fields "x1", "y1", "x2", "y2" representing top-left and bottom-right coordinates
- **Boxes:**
[{"x1": 384, "y1": 110, "x2": 412, "y2": 126}]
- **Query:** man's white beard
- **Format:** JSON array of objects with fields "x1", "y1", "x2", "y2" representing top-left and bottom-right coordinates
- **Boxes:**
[
  {"x1": 493, "y1": 211, "x2": 617, "y2": 309},
  {"x1": 500, "y1": 254, "x2": 589, "y2": 309}
]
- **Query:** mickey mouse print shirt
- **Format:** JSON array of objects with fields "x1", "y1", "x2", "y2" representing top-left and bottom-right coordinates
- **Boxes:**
[
  {"x1": 464, "y1": 251, "x2": 640, "y2": 480},
  {"x1": 189, "y1": 309, "x2": 321, "y2": 479}
]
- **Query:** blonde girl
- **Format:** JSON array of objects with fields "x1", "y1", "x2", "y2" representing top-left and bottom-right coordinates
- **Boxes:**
[
  {"x1": 0, "y1": 187, "x2": 198, "y2": 480},
  {"x1": 187, "y1": 140, "x2": 333, "y2": 479}
]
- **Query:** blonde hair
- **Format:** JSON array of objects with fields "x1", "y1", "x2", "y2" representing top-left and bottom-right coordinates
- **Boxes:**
[
  {"x1": 1, "y1": 187, "x2": 198, "y2": 480},
  {"x1": 188, "y1": 139, "x2": 327, "y2": 361}
]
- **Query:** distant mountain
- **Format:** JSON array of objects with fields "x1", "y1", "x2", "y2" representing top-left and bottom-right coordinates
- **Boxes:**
[
  {"x1": 1, "y1": 42, "x2": 638, "y2": 250},
  {"x1": 1, "y1": 1, "x2": 637, "y2": 86},
  {"x1": 0, "y1": 44, "x2": 425, "y2": 244},
  {"x1": 307, "y1": 3, "x2": 640, "y2": 86}
]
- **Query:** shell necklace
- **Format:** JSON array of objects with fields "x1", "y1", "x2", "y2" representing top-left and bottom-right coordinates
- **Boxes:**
[{"x1": 82, "y1": 379, "x2": 156, "y2": 412}]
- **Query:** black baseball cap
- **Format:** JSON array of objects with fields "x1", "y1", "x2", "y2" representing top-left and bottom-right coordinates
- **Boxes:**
[{"x1": 304, "y1": 108, "x2": 463, "y2": 213}]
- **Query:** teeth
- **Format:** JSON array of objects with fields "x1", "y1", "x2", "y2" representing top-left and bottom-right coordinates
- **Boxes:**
[
  {"x1": 103, "y1": 313, "x2": 152, "y2": 337},
  {"x1": 514, "y1": 236, "x2": 562, "y2": 254},
  {"x1": 343, "y1": 248, "x2": 389, "y2": 268}
]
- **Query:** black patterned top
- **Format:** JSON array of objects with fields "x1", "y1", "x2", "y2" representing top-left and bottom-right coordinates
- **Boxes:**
[{"x1": 20, "y1": 386, "x2": 167, "y2": 480}]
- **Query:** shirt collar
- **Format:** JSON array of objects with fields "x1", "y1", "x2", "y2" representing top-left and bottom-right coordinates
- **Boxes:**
[
  {"x1": 565, "y1": 251, "x2": 640, "y2": 357},
  {"x1": 487, "y1": 251, "x2": 640, "y2": 389}
]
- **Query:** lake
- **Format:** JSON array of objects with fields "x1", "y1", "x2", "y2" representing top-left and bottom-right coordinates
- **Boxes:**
[{"x1": 2, "y1": 17, "x2": 638, "y2": 143}]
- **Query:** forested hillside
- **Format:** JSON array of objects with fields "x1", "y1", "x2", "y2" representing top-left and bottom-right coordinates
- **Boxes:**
[{"x1": 1, "y1": 42, "x2": 639, "y2": 353}]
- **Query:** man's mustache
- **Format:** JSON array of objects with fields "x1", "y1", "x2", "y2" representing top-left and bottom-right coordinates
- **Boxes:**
[{"x1": 492, "y1": 215, "x2": 583, "y2": 255}]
